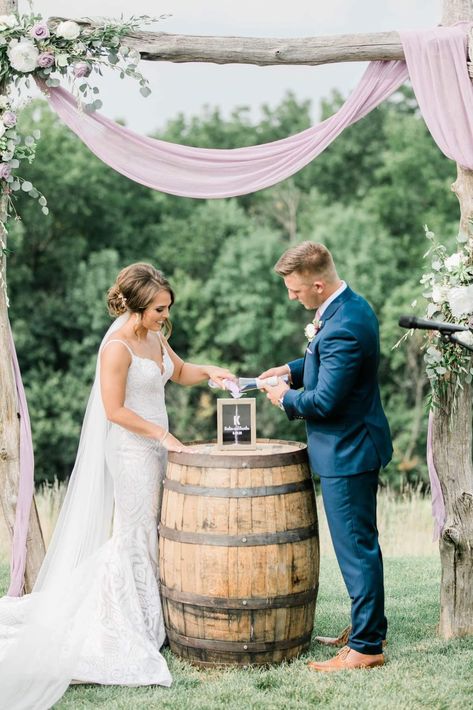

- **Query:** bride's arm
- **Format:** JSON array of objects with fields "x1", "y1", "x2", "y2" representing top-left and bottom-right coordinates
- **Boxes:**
[
  {"x1": 162, "y1": 339, "x2": 235, "y2": 387},
  {"x1": 100, "y1": 342, "x2": 185, "y2": 451}
]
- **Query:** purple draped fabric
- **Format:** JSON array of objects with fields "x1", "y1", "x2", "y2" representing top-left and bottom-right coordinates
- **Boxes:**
[
  {"x1": 7, "y1": 325, "x2": 35, "y2": 596},
  {"x1": 42, "y1": 60, "x2": 408, "y2": 199},
  {"x1": 401, "y1": 24, "x2": 473, "y2": 170},
  {"x1": 12, "y1": 25, "x2": 472, "y2": 591}
]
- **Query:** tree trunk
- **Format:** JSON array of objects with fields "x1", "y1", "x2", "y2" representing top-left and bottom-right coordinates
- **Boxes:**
[
  {"x1": 0, "y1": 0, "x2": 45, "y2": 593},
  {"x1": 434, "y1": 0, "x2": 473, "y2": 638},
  {"x1": 433, "y1": 383, "x2": 473, "y2": 638}
]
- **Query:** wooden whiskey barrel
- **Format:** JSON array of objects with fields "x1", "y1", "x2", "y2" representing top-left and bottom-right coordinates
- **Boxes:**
[{"x1": 159, "y1": 439, "x2": 319, "y2": 667}]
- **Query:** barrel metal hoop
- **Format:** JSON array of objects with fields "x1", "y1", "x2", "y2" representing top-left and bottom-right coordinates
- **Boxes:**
[
  {"x1": 163, "y1": 478, "x2": 312, "y2": 498},
  {"x1": 166, "y1": 628, "x2": 313, "y2": 653},
  {"x1": 161, "y1": 585, "x2": 318, "y2": 609},
  {"x1": 159, "y1": 523, "x2": 318, "y2": 546},
  {"x1": 167, "y1": 440, "x2": 308, "y2": 468}
]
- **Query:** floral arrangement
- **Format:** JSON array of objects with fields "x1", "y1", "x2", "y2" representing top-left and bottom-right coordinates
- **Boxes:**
[
  {"x1": 304, "y1": 317, "x2": 323, "y2": 341},
  {"x1": 415, "y1": 226, "x2": 473, "y2": 412},
  {"x1": 0, "y1": 9, "x2": 162, "y2": 270}
]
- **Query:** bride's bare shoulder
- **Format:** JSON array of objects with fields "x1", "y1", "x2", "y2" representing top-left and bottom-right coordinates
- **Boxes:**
[{"x1": 101, "y1": 332, "x2": 133, "y2": 363}]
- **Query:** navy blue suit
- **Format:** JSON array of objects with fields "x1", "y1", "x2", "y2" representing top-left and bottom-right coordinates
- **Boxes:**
[{"x1": 282, "y1": 286, "x2": 392, "y2": 654}]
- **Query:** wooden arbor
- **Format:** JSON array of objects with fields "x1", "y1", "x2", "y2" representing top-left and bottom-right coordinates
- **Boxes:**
[{"x1": 0, "y1": 0, "x2": 472, "y2": 638}]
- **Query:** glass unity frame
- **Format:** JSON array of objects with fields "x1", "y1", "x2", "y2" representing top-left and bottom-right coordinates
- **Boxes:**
[{"x1": 216, "y1": 398, "x2": 256, "y2": 450}]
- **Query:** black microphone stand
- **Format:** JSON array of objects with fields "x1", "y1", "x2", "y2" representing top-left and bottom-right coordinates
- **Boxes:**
[{"x1": 439, "y1": 329, "x2": 473, "y2": 354}]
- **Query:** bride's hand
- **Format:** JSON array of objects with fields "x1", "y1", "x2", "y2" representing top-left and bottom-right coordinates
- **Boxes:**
[
  {"x1": 206, "y1": 365, "x2": 237, "y2": 389},
  {"x1": 160, "y1": 432, "x2": 187, "y2": 453}
]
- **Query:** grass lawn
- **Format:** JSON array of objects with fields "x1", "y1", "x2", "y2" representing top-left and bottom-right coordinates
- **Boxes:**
[{"x1": 2, "y1": 555, "x2": 472, "y2": 709}]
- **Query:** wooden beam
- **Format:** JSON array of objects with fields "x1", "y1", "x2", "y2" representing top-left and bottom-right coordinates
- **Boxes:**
[
  {"x1": 50, "y1": 19, "x2": 405, "y2": 66},
  {"x1": 118, "y1": 30, "x2": 406, "y2": 66}
]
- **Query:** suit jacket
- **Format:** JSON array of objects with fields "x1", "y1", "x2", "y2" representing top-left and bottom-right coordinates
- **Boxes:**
[{"x1": 282, "y1": 286, "x2": 393, "y2": 477}]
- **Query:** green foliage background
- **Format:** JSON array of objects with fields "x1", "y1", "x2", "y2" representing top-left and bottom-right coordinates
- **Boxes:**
[{"x1": 8, "y1": 86, "x2": 459, "y2": 487}]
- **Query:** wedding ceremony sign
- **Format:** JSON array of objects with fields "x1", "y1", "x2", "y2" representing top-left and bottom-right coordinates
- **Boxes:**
[{"x1": 217, "y1": 398, "x2": 256, "y2": 449}]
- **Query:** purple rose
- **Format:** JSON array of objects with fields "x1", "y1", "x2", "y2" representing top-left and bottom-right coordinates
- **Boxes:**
[
  {"x1": 2, "y1": 111, "x2": 16, "y2": 128},
  {"x1": 72, "y1": 61, "x2": 91, "y2": 78},
  {"x1": 37, "y1": 52, "x2": 55, "y2": 68},
  {"x1": 30, "y1": 22, "x2": 50, "y2": 40},
  {"x1": 0, "y1": 163, "x2": 11, "y2": 180}
]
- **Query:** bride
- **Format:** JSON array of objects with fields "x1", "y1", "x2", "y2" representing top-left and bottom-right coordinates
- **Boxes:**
[{"x1": 0, "y1": 263, "x2": 234, "y2": 710}]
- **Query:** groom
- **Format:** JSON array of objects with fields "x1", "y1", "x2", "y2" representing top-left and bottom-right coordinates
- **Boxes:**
[{"x1": 260, "y1": 241, "x2": 392, "y2": 672}]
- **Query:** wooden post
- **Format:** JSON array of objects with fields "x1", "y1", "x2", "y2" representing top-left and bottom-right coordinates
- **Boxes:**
[
  {"x1": 0, "y1": 0, "x2": 45, "y2": 593},
  {"x1": 432, "y1": 0, "x2": 473, "y2": 639}
]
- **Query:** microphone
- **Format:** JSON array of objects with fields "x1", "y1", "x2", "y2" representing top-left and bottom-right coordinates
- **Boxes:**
[{"x1": 398, "y1": 315, "x2": 470, "y2": 334}]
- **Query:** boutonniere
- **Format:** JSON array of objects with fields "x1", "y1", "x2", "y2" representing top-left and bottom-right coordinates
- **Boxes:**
[{"x1": 304, "y1": 318, "x2": 323, "y2": 341}]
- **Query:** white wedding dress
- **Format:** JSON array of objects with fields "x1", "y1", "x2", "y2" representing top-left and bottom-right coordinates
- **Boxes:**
[{"x1": 0, "y1": 322, "x2": 173, "y2": 709}]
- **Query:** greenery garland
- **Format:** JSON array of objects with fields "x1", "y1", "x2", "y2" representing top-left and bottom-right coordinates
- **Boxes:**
[
  {"x1": 400, "y1": 227, "x2": 473, "y2": 417},
  {"x1": 0, "y1": 8, "x2": 162, "y2": 285}
]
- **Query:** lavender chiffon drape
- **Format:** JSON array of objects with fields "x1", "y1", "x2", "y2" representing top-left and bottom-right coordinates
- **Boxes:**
[{"x1": 6, "y1": 325, "x2": 35, "y2": 596}]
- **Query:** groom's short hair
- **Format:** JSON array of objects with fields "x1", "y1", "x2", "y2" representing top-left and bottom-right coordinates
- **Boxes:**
[{"x1": 274, "y1": 241, "x2": 338, "y2": 282}]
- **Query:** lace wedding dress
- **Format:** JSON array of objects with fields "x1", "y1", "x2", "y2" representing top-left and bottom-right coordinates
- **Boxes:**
[{"x1": 0, "y1": 320, "x2": 173, "y2": 709}]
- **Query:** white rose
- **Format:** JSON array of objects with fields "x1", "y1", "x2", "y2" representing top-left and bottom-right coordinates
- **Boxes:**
[
  {"x1": 73, "y1": 41, "x2": 87, "y2": 54},
  {"x1": 427, "y1": 302, "x2": 440, "y2": 319},
  {"x1": 304, "y1": 323, "x2": 316, "y2": 340},
  {"x1": 55, "y1": 53, "x2": 69, "y2": 67},
  {"x1": 0, "y1": 96, "x2": 9, "y2": 109},
  {"x1": 444, "y1": 252, "x2": 463, "y2": 271},
  {"x1": 56, "y1": 21, "x2": 81, "y2": 40},
  {"x1": 447, "y1": 285, "x2": 473, "y2": 318},
  {"x1": 455, "y1": 331, "x2": 473, "y2": 348},
  {"x1": 7, "y1": 39, "x2": 39, "y2": 73},
  {"x1": 0, "y1": 14, "x2": 18, "y2": 29},
  {"x1": 432, "y1": 284, "x2": 449, "y2": 304},
  {"x1": 0, "y1": 121, "x2": 5, "y2": 138}
]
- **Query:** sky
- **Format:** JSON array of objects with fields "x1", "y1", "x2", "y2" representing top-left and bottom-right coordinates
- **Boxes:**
[{"x1": 29, "y1": 0, "x2": 442, "y2": 134}]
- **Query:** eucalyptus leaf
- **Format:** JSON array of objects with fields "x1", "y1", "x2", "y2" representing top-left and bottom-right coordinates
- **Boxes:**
[
  {"x1": 21, "y1": 181, "x2": 33, "y2": 192},
  {"x1": 41, "y1": 206, "x2": 49, "y2": 215}
]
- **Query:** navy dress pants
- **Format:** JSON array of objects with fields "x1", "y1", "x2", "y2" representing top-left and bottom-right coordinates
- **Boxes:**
[{"x1": 320, "y1": 469, "x2": 387, "y2": 655}]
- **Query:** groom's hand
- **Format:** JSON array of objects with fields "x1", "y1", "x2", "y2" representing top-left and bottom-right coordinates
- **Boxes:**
[
  {"x1": 260, "y1": 379, "x2": 290, "y2": 407},
  {"x1": 258, "y1": 364, "x2": 291, "y2": 380}
]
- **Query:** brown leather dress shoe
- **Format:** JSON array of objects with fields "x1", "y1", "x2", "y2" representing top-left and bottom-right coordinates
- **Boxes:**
[
  {"x1": 307, "y1": 645, "x2": 385, "y2": 673},
  {"x1": 315, "y1": 626, "x2": 387, "y2": 649}
]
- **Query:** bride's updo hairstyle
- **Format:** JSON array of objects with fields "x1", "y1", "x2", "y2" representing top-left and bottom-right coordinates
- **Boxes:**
[{"x1": 107, "y1": 262, "x2": 175, "y2": 336}]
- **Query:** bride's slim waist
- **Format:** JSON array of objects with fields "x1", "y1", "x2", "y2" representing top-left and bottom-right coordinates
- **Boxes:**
[
  {"x1": 109, "y1": 414, "x2": 168, "y2": 435},
  {"x1": 122, "y1": 403, "x2": 168, "y2": 425}
]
